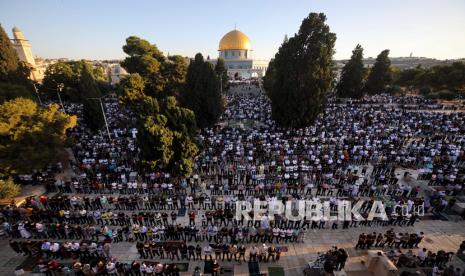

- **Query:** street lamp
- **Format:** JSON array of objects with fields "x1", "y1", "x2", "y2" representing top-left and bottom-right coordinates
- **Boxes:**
[
  {"x1": 31, "y1": 82, "x2": 43, "y2": 105},
  {"x1": 50, "y1": 79, "x2": 66, "y2": 114},
  {"x1": 56, "y1": 83, "x2": 66, "y2": 113},
  {"x1": 87, "y1": 95, "x2": 112, "y2": 141}
]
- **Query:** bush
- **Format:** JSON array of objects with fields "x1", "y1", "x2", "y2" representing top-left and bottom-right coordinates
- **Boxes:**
[
  {"x1": 436, "y1": 90, "x2": 457, "y2": 100},
  {"x1": 419, "y1": 86, "x2": 432, "y2": 95},
  {"x1": 386, "y1": 85, "x2": 402, "y2": 95},
  {"x1": 0, "y1": 178, "x2": 21, "y2": 199},
  {"x1": 425, "y1": 90, "x2": 457, "y2": 100},
  {"x1": 0, "y1": 83, "x2": 34, "y2": 103}
]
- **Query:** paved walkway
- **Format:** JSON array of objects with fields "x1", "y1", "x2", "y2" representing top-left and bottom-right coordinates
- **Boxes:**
[{"x1": 1, "y1": 219, "x2": 463, "y2": 275}]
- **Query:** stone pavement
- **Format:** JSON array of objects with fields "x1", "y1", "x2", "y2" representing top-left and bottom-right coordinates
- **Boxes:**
[{"x1": 1, "y1": 219, "x2": 464, "y2": 275}]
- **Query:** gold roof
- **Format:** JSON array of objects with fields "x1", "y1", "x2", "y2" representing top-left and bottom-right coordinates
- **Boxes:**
[{"x1": 219, "y1": 30, "x2": 251, "y2": 51}]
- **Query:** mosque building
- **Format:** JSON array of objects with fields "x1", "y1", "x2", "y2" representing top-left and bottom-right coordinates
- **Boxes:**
[{"x1": 208, "y1": 29, "x2": 269, "y2": 79}]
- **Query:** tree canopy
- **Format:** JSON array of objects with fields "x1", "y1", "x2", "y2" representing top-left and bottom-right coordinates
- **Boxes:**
[
  {"x1": 0, "y1": 178, "x2": 21, "y2": 199},
  {"x1": 41, "y1": 60, "x2": 109, "y2": 102},
  {"x1": 267, "y1": 12, "x2": 336, "y2": 128},
  {"x1": 0, "y1": 83, "x2": 35, "y2": 103},
  {"x1": 0, "y1": 98, "x2": 77, "y2": 177},
  {"x1": 363, "y1": 49, "x2": 392, "y2": 94},
  {"x1": 336, "y1": 44, "x2": 365, "y2": 98},
  {"x1": 120, "y1": 36, "x2": 199, "y2": 176},
  {"x1": 80, "y1": 65, "x2": 105, "y2": 131},
  {"x1": 163, "y1": 55, "x2": 189, "y2": 98},
  {"x1": 183, "y1": 53, "x2": 224, "y2": 128},
  {"x1": 395, "y1": 62, "x2": 465, "y2": 93},
  {"x1": 263, "y1": 59, "x2": 276, "y2": 94}
]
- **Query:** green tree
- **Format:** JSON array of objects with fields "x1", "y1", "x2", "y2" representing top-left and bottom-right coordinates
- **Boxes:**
[
  {"x1": 164, "y1": 55, "x2": 188, "y2": 98},
  {"x1": 263, "y1": 59, "x2": 276, "y2": 94},
  {"x1": 80, "y1": 66, "x2": 104, "y2": 131},
  {"x1": 214, "y1": 58, "x2": 228, "y2": 92},
  {"x1": 121, "y1": 36, "x2": 166, "y2": 95},
  {"x1": 42, "y1": 60, "x2": 109, "y2": 102},
  {"x1": 363, "y1": 49, "x2": 391, "y2": 94},
  {"x1": 336, "y1": 44, "x2": 365, "y2": 98},
  {"x1": 419, "y1": 86, "x2": 432, "y2": 95},
  {"x1": 0, "y1": 98, "x2": 77, "y2": 177},
  {"x1": 118, "y1": 73, "x2": 160, "y2": 115},
  {"x1": 138, "y1": 114, "x2": 174, "y2": 169},
  {"x1": 120, "y1": 36, "x2": 200, "y2": 176},
  {"x1": 0, "y1": 83, "x2": 34, "y2": 103},
  {"x1": 162, "y1": 96, "x2": 199, "y2": 176},
  {"x1": 183, "y1": 53, "x2": 224, "y2": 128},
  {"x1": 0, "y1": 178, "x2": 21, "y2": 199},
  {"x1": 0, "y1": 24, "x2": 19, "y2": 83},
  {"x1": 268, "y1": 13, "x2": 336, "y2": 128},
  {"x1": 395, "y1": 66, "x2": 425, "y2": 87},
  {"x1": 395, "y1": 62, "x2": 465, "y2": 94}
]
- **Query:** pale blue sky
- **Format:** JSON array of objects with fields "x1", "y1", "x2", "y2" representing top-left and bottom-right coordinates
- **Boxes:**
[{"x1": 1, "y1": 0, "x2": 464, "y2": 60}]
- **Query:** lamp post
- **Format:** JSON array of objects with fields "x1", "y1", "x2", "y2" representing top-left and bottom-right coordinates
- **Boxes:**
[
  {"x1": 56, "y1": 83, "x2": 66, "y2": 113},
  {"x1": 50, "y1": 80, "x2": 66, "y2": 114},
  {"x1": 88, "y1": 95, "x2": 111, "y2": 141},
  {"x1": 31, "y1": 82, "x2": 43, "y2": 105}
]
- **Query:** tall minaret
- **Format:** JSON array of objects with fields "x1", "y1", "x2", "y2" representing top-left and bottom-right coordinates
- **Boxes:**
[
  {"x1": 12, "y1": 27, "x2": 36, "y2": 67},
  {"x1": 11, "y1": 26, "x2": 40, "y2": 81}
]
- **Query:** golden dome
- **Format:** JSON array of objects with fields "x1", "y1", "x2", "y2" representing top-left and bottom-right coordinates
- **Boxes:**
[{"x1": 219, "y1": 30, "x2": 251, "y2": 51}]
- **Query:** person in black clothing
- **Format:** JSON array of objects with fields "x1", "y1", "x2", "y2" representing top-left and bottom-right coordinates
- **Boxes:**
[
  {"x1": 136, "y1": 242, "x2": 145, "y2": 259},
  {"x1": 179, "y1": 244, "x2": 188, "y2": 260},
  {"x1": 171, "y1": 264, "x2": 180, "y2": 276},
  {"x1": 9, "y1": 240, "x2": 22, "y2": 254},
  {"x1": 267, "y1": 246, "x2": 276, "y2": 262},
  {"x1": 336, "y1": 248, "x2": 348, "y2": 271},
  {"x1": 170, "y1": 246, "x2": 180, "y2": 261},
  {"x1": 187, "y1": 244, "x2": 196, "y2": 260},
  {"x1": 222, "y1": 243, "x2": 229, "y2": 261},
  {"x1": 131, "y1": 261, "x2": 141, "y2": 276},
  {"x1": 324, "y1": 257, "x2": 335, "y2": 274},
  {"x1": 355, "y1": 233, "x2": 366, "y2": 249},
  {"x1": 212, "y1": 260, "x2": 220, "y2": 276},
  {"x1": 238, "y1": 245, "x2": 246, "y2": 263},
  {"x1": 195, "y1": 244, "x2": 202, "y2": 260}
]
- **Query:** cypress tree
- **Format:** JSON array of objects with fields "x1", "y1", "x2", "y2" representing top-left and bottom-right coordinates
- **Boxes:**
[
  {"x1": 80, "y1": 66, "x2": 104, "y2": 131},
  {"x1": 269, "y1": 13, "x2": 336, "y2": 128},
  {"x1": 363, "y1": 49, "x2": 391, "y2": 94},
  {"x1": 184, "y1": 53, "x2": 223, "y2": 128},
  {"x1": 337, "y1": 44, "x2": 365, "y2": 98},
  {"x1": 0, "y1": 24, "x2": 19, "y2": 82}
]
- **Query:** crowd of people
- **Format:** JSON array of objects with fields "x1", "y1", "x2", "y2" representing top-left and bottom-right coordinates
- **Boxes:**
[
  {"x1": 1, "y1": 84, "x2": 465, "y2": 275},
  {"x1": 355, "y1": 229, "x2": 424, "y2": 249}
]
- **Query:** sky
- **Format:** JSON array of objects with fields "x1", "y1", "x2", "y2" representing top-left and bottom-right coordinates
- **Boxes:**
[{"x1": 1, "y1": 0, "x2": 465, "y2": 61}]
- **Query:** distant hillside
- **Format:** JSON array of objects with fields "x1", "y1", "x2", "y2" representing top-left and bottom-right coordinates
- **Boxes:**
[{"x1": 335, "y1": 57, "x2": 465, "y2": 69}]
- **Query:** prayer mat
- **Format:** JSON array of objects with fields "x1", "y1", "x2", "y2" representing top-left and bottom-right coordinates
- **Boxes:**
[
  {"x1": 178, "y1": 207, "x2": 187, "y2": 216},
  {"x1": 204, "y1": 260, "x2": 213, "y2": 274},
  {"x1": 248, "y1": 261, "x2": 260, "y2": 276},
  {"x1": 268, "y1": 267, "x2": 285, "y2": 276}
]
